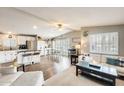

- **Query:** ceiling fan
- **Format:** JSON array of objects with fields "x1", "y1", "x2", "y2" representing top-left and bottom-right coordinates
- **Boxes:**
[{"x1": 54, "y1": 23, "x2": 68, "y2": 31}]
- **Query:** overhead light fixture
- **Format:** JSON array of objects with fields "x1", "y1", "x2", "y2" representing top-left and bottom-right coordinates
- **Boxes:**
[
  {"x1": 33, "y1": 25, "x2": 38, "y2": 29},
  {"x1": 37, "y1": 36, "x2": 42, "y2": 40},
  {"x1": 57, "y1": 24, "x2": 62, "y2": 28},
  {"x1": 53, "y1": 22, "x2": 70, "y2": 31},
  {"x1": 8, "y1": 31, "x2": 12, "y2": 38},
  {"x1": 57, "y1": 24, "x2": 63, "y2": 31},
  {"x1": 8, "y1": 34, "x2": 12, "y2": 38}
]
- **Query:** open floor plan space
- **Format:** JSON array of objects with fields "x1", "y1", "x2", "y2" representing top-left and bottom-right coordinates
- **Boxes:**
[
  {"x1": 13, "y1": 55, "x2": 124, "y2": 86},
  {"x1": 0, "y1": 7, "x2": 124, "y2": 86}
]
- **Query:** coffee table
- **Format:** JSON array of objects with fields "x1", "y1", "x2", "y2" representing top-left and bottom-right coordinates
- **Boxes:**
[{"x1": 76, "y1": 62, "x2": 118, "y2": 86}]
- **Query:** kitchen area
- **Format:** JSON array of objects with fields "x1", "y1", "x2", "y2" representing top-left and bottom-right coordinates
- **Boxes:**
[{"x1": 0, "y1": 32, "x2": 48, "y2": 70}]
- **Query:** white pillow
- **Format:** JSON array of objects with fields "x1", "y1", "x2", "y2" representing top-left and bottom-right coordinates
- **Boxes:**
[
  {"x1": 0, "y1": 66, "x2": 17, "y2": 75},
  {"x1": 85, "y1": 56, "x2": 93, "y2": 62}
]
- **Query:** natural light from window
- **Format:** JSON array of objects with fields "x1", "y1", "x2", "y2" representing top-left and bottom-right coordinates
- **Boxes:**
[{"x1": 89, "y1": 32, "x2": 118, "y2": 55}]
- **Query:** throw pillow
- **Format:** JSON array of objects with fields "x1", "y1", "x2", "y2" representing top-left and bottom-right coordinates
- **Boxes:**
[{"x1": 107, "y1": 57, "x2": 120, "y2": 66}]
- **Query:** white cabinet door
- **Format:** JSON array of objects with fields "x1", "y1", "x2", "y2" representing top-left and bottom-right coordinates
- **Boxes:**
[
  {"x1": 17, "y1": 53, "x2": 23, "y2": 64},
  {"x1": 0, "y1": 51, "x2": 17, "y2": 63},
  {"x1": 3, "y1": 38, "x2": 10, "y2": 50},
  {"x1": 23, "y1": 56, "x2": 32, "y2": 65},
  {"x1": 5, "y1": 52, "x2": 12, "y2": 62},
  {"x1": 3, "y1": 38, "x2": 17, "y2": 50},
  {"x1": 0, "y1": 51, "x2": 6, "y2": 63},
  {"x1": 32, "y1": 55, "x2": 40, "y2": 63},
  {"x1": 5, "y1": 51, "x2": 17, "y2": 63},
  {"x1": 10, "y1": 39, "x2": 17, "y2": 50}
]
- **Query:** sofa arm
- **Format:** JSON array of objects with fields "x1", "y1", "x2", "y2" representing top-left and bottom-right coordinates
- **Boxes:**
[{"x1": 0, "y1": 66, "x2": 17, "y2": 75}]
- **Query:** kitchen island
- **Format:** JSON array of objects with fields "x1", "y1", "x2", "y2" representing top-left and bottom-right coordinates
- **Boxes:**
[{"x1": 17, "y1": 50, "x2": 41, "y2": 65}]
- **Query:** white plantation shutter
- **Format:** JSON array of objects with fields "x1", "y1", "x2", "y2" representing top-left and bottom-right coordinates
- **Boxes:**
[
  {"x1": 52, "y1": 38, "x2": 70, "y2": 55},
  {"x1": 89, "y1": 32, "x2": 118, "y2": 55}
]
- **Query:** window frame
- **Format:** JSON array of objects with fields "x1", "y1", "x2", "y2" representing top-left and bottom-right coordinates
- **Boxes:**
[{"x1": 89, "y1": 32, "x2": 119, "y2": 55}]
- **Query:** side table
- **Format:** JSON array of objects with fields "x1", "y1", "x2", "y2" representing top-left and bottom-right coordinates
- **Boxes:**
[{"x1": 70, "y1": 55, "x2": 78, "y2": 65}]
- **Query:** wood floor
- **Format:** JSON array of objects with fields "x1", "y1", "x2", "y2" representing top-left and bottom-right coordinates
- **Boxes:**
[{"x1": 23, "y1": 55, "x2": 71, "y2": 80}]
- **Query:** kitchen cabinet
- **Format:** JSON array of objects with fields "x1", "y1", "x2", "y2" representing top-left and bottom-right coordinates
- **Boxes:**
[
  {"x1": 32, "y1": 54, "x2": 40, "y2": 63},
  {"x1": 17, "y1": 51, "x2": 41, "y2": 65},
  {"x1": 0, "y1": 51, "x2": 6, "y2": 63},
  {"x1": 17, "y1": 36, "x2": 36, "y2": 50},
  {"x1": 0, "y1": 34, "x2": 37, "y2": 50},
  {"x1": 1, "y1": 34, "x2": 17, "y2": 50},
  {"x1": 0, "y1": 51, "x2": 17, "y2": 63}
]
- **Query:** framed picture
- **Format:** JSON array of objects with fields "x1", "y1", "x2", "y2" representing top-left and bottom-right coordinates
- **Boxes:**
[{"x1": 72, "y1": 37, "x2": 81, "y2": 43}]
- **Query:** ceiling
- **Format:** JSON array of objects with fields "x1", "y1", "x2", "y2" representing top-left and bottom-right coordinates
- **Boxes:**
[{"x1": 0, "y1": 7, "x2": 124, "y2": 39}]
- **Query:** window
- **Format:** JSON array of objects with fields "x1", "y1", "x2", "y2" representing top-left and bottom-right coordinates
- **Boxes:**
[
  {"x1": 89, "y1": 32, "x2": 118, "y2": 55},
  {"x1": 52, "y1": 38, "x2": 71, "y2": 55}
]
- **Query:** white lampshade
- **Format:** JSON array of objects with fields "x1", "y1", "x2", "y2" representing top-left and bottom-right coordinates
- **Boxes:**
[{"x1": 75, "y1": 44, "x2": 81, "y2": 49}]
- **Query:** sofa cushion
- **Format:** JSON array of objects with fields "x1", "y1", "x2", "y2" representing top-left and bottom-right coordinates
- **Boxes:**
[
  {"x1": 0, "y1": 72, "x2": 23, "y2": 86},
  {"x1": 11, "y1": 71, "x2": 44, "y2": 86},
  {"x1": 0, "y1": 66, "x2": 17, "y2": 75}
]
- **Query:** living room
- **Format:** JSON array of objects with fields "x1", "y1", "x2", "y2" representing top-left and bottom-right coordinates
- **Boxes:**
[{"x1": 0, "y1": 7, "x2": 124, "y2": 86}]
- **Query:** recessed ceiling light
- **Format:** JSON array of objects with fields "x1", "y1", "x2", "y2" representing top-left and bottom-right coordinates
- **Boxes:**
[
  {"x1": 8, "y1": 32, "x2": 12, "y2": 34},
  {"x1": 33, "y1": 25, "x2": 38, "y2": 29}
]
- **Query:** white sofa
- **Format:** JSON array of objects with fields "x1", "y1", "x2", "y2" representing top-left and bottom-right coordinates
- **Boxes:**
[
  {"x1": 0, "y1": 66, "x2": 44, "y2": 86},
  {"x1": 78, "y1": 54, "x2": 124, "y2": 76}
]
